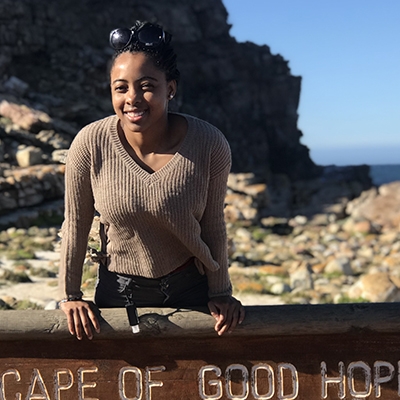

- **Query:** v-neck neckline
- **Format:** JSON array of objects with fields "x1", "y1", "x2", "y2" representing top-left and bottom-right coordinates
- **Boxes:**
[{"x1": 110, "y1": 113, "x2": 192, "y2": 183}]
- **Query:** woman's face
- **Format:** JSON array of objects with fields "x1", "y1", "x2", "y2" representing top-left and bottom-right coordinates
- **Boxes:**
[{"x1": 110, "y1": 51, "x2": 176, "y2": 136}]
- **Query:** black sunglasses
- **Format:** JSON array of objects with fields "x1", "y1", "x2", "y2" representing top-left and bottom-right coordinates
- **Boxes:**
[{"x1": 109, "y1": 24, "x2": 171, "y2": 51}]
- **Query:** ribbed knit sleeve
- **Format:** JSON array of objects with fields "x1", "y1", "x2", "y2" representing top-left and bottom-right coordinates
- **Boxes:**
[
  {"x1": 200, "y1": 130, "x2": 233, "y2": 297},
  {"x1": 58, "y1": 126, "x2": 95, "y2": 299}
]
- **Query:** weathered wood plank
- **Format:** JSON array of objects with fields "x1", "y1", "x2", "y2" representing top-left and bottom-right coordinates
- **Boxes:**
[
  {"x1": 0, "y1": 303, "x2": 400, "y2": 399},
  {"x1": 1, "y1": 302, "x2": 400, "y2": 340}
]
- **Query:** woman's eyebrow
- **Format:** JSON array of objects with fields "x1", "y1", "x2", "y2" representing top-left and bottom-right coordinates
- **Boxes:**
[
  {"x1": 111, "y1": 78, "x2": 128, "y2": 85},
  {"x1": 136, "y1": 76, "x2": 159, "y2": 82},
  {"x1": 111, "y1": 76, "x2": 159, "y2": 85},
  {"x1": 111, "y1": 76, "x2": 158, "y2": 85}
]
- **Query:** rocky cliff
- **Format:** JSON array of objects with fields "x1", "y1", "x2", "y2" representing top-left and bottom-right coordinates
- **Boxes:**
[
  {"x1": 0, "y1": 0, "x2": 372, "y2": 223},
  {"x1": 0, "y1": 0, "x2": 320, "y2": 179}
]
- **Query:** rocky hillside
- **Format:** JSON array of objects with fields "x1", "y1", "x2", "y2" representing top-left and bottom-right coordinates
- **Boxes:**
[
  {"x1": 0, "y1": 0, "x2": 374, "y2": 224},
  {"x1": 2, "y1": 0, "x2": 320, "y2": 179}
]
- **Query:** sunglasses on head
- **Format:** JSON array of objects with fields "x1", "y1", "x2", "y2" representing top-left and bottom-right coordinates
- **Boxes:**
[{"x1": 109, "y1": 23, "x2": 171, "y2": 51}]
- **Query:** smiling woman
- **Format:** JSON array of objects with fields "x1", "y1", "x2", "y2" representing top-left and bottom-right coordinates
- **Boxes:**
[
  {"x1": 58, "y1": 20, "x2": 245, "y2": 340},
  {"x1": 110, "y1": 52, "x2": 182, "y2": 172}
]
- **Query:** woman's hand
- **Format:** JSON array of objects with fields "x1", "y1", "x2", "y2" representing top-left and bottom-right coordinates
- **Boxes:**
[
  {"x1": 59, "y1": 300, "x2": 100, "y2": 340},
  {"x1": 208, "y1": 295, "x2": 245, "y2": 336}
]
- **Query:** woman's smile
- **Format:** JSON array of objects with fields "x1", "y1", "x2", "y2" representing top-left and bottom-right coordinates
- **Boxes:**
[
  {"x1": 110, "y1": 52, "x2": 176, "y2": 137},
  {"x1": 124, "y1": 109, "x2": 147, "y2": 123}
]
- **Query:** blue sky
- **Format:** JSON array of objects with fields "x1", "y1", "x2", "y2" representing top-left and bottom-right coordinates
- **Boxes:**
[{"x1": 222, "y1": 0, "x2": 400, "y2": 166}]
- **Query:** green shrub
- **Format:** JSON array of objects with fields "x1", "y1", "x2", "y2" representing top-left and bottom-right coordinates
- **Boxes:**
[
  {"x1": 1, "y1": 270, "x2": 32, "y2": 283},
  {"x1": 30, "y1": 267, "x2": 57, "y2": 278},
  {"x1": 336, "y1": 295, "x2": 369, "y2": 304},
  {"x1": 12, "y1": 300, "x2": 43, "y2": 310},
  {"x1": 5, "y1": 249, "x2": 36, "y2": 260}
]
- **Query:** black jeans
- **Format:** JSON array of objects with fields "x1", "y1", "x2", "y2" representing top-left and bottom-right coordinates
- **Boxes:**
[{"x1": 94, "y1": 260, "x2": 209, "y2": 308}]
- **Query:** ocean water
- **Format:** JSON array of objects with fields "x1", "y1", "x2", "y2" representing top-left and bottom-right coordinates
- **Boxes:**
[{"x1": 369, "y1": 164, "x2": 400, "y2": 186}]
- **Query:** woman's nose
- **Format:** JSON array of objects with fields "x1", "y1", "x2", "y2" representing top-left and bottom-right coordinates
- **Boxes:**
[{"x1": 126, "y1": 89, "x2": 141, "y2": 104}]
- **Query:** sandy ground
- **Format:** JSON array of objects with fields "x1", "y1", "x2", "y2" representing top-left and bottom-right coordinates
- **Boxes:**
[
  {"x1": 0, "y1": 251, "x2": 283, "y2": 309},
  {"x1": 0, "y1": 251, "x2": 60, "y2": 308},
  {"x1": 0, "y1": 280, "x2": 283, "y2": 309}
]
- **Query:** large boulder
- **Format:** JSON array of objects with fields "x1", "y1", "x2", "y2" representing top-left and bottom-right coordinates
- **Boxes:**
[{"x1": 346, "y1": 182, "x2": 400, "y2": 230}]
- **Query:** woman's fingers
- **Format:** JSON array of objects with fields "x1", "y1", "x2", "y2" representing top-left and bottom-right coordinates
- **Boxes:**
[
  {"x1": 60, "y1": 301, "x2": 99, "y2": 340},
  {"x1": 87, "y1": 306, "x2": 101, "y2": 334},
  {"x1": 208, "y1": 295, "x2": 245, "y2": 336}
]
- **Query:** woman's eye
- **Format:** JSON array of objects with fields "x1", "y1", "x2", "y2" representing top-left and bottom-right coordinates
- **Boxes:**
[
  {"x1": 114, "y1": 85, "x2": 127, "y2": 92},
  {"x1": 141, "y1": 83, "x2": 154, "y2": 90}
]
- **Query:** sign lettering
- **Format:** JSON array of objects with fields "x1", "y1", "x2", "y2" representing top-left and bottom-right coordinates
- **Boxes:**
[{"x1": 1, "y1": 360, "x2": 400, "y2": 399}]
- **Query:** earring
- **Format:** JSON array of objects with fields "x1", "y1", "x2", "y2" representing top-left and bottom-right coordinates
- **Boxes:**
[{"x1": 168, "y1": 93, "x2": 174, "y2": 100}]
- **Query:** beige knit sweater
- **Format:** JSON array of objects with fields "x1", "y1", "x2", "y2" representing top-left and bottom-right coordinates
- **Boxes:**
[{"x1": 59, "y1": 113, "x2": 233, "y2": 300}]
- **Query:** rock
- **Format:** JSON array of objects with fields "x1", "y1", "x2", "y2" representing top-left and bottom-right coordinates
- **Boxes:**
[
  {"x1": 270, "y1": 282, "x2": 291, "y2": 295},
  {"x1": 342, "y1": 218, "x2": 379, "y2": 234},
  {"x1": 36, "y1": 130, "x2": 71, "y2": 149},
  {"x1": 379, "y1": 231, "x2": 399, "y2": 243},
  {"x1": 291, "y1": 215, "x2": 308, "y2": 226},
  {"x1": 51, "y1": 149, "x2": 68, "y2": 164},
  {"x1": 356, "y1": 246, "x2": 374, "y2": 259},
  {"x1": 234, "y1": 227, "x2": 252, "y2": 242},
  {"x1": 290, "y1": 166, "x2": 371, "y2": 218},
  {"x1": 44, "y1": 300, "x2": 58, "y2": 310},
  {"x1": 225, "y1": 174, "x2": 269, "y2": 223},
  {"x1": 390, "y1": 275, "x2": 400, "y2": 289},
  {"x1": 324, "y1": 257, "x2": 353, "y2": 276},
  {"x1": 0, "y1": 298, "x2": 13, "y2": 310},
  {"x1": 240, "y1": 207, "x2": 258, "y2": 221},
  {"x1": 224, "y1": 203, "x2": 243, "y2": 223},
  {"x1": 257, "y1": 265, "x2": 289, "y2": 276},
  {"x1": 0, "y1": 100, "x2": 52, "y2": 133},
  {"x1": 289, "y1": 262, "x2": 314, "y2": 290},
  {"x1": 327, "y1": 222, "x2": 341, "y2": 234},
  {"x1": 292, "y1": 234, "x2": 311, "y2": 244},
  {"x1": 227, "y1": 173, "x2": 258, "y2": 192},
  {"x1": 0, "y1": 165, "x2": 65, "y2": 216},
  {"x1": 382, "y1": 255, "x2": 400, "y2": 269},
  {"x1": 353, "y1": 220, "x2": 377, "y2": 234},
  {"x1": 346, "y1": 182, "x2": 400, "y2": 230},
  {"x1": 321, "y1": 233, "x2": 341, "y2": 244},
  {"x1": 15, "y1": 146, "x2": 44, "y2": 167},
  {"x1": 309, "y1": 213, "x2": 331, "y2": 226},
  {"x1": 348, "y1": 273, "x2": 400, "y2": 302}
]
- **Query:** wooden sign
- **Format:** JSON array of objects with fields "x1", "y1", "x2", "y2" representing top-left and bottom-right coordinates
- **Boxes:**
[{"x1": 1, "y1": 303, "x2": 400, "y2": 399}]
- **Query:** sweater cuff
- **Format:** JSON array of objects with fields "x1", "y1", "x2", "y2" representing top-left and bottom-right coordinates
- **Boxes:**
[{"x1": 208, "y1": 283, "x2": 233, "y2": 298}]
